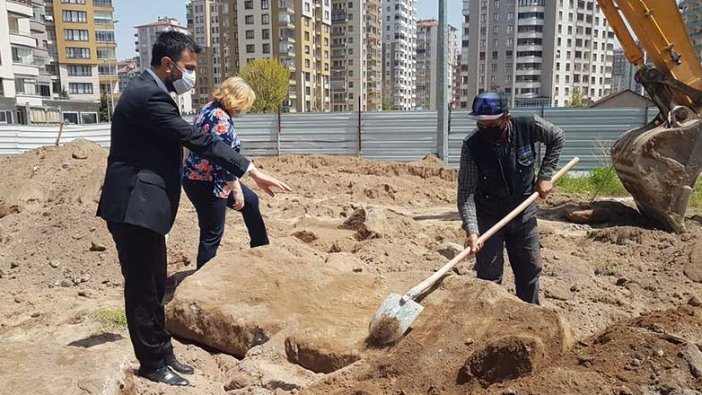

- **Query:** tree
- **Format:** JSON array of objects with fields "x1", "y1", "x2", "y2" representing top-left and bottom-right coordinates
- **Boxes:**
[
  {"x1": 570, "y1": 88, "x2": 587, "y2": 108},
  {"x1": 239, "y1": 59, "x2": 290, "y2": 113},
  {"x1": 382, "y1": 98, "x2": 392, "y2": 111},
  {"x1": 99, "y1": 93, "x2": 110, "y2": 122}
]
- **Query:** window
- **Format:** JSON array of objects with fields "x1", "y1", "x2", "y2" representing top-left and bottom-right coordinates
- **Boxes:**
[
  {"x1": 69, "y1": 83, "x2": 93, "y2": 94},
  {"x1": 81, "y1": 113, "x2": 97, "y2": 124},
  {"x1": 96, "y1": 47, "x2": 115, "y2": 59},
  {"x1": 246, "y1": 30, "x2": 255, "y2": 39},
  {"x1": 98, "y1": 65, "x2": 115, "y2": 75},
  {"x1": 95, "y1": 30, "x2": 115, "y2": 43},
  {"x1": 246, "y1": 44, "x2": 255, "y2": 53},
  {"x1": 64, "y1": 29, "x2": 89, "y2": 41},
  {"x1": 245, "y1": 15, "x2": 254, "y2": 24},
  {"x1": 262, "y1": 29, "x2": 270, "y2": 39},
  {"x1": 63, "y1": 10, "x2": 87, "y2": 23},
  {"x1": 66, "y1": 47, "x2": 90, "y2": 59},
  {"x1": 93, "y1": 0, "x2": 112, "y2": 6},
  {"x1": 244, "y1": 0, "x2": 253, "y2": 9},
  {"x1": 67, "y1": 65, "x2": 92, "y2": 76},
  {"x1": 492, "y1": 51, "x2": 498, "y2": 60},
  {"x1": 12, "y1": 46, "x2": 34, "y2": 65},
  {"x1": 61, "y1": 0, "x2": 85, "y2": 3},
  {"x1": 507, "y1": 25, "x2": 514, "y2": 34},
  {"x1": 63, "y1": 112, "x2": 79, "y2": 124},
  {"x1": 262, "y1": 14, "x2": 269, "y2": 24},
  {"x1": 493, "y1": 26, "x2": 499, "y2": 33},
  {"x1": 263, "y1": 44, "x2": 270, "y2": 54},
  {"x1": 93, "y1": 11, "x2": 113, "y2": 24},
  {"x1": 493, "y1": 13, "x2": 499, "y2": 21},
  {"x1": 0, "y1": 110, "x2": 12, "y2": 124}
]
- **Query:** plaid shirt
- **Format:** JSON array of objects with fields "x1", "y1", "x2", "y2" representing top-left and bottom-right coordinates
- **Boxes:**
[{"x1": 457, "y1": 115, "x2": 565, "y2": 235}]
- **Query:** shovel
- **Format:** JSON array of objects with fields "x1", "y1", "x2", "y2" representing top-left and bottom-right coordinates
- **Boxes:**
[{"x1": 367, "y1": 157, "x2": 580, "y2": 346}]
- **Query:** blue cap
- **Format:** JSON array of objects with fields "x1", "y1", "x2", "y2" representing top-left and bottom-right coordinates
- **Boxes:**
[{"x1": 470, "y1": 91, "x2": 509, "y2": 120}]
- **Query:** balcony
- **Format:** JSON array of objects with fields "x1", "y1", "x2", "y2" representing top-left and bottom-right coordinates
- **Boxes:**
[
  {"x1": 93, "y1": 0, "x2": 114, "y2": 8},
  {"x1": 7, "y1": 0, "x2": 33, "y2": 17},
  {"x1": 10, "y1": 31, "x2": 37, "y2": 48},
  {"x1": 30, "y1": 20, "x2": 46, "y2": 33},
  {"x1": 278, "y1": 13, "x2": 295, "y2": 28}
]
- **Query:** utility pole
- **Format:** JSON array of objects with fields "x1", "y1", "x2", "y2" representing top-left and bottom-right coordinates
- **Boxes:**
[{"x1": 437, "y1": 0, "x2": 449, "y2": 162}]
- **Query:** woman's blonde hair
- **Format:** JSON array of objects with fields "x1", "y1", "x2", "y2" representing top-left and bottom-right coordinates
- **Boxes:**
[{"x1": 212, "y1": 77, "x2": 256, "y2": 114}]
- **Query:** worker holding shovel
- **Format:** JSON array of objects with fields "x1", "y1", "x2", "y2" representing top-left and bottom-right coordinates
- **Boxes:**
[{"x1": 458, "y1": 91, "x2": 565, "y2": 305}]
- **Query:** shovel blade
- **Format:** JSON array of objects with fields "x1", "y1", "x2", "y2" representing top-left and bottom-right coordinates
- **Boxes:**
[{"x1": 369, "y1": 293, "x2": 424, "y2": 339}]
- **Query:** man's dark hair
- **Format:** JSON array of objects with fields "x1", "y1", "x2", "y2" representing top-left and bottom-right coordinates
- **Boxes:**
[{"x1": 150, "y1": 31, "x2": 202, "y2": 66}]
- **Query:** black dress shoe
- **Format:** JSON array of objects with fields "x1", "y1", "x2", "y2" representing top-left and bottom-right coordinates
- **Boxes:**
[
  {"x1": 166, "y1": 355, "x2": 195, "y2": 375},
  {"x1": 139, "y1": 366, "x2": 190, "y2": 386}
]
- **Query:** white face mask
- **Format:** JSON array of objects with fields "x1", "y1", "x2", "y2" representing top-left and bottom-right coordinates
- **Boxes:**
[{"x1": 172, "y1": 64, "x2": 196, "y2": 95}]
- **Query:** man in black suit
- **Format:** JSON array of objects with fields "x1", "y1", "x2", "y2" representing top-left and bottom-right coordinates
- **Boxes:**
[{"x1": 97, "y1": 32, "x2": 291, "y2": 386}]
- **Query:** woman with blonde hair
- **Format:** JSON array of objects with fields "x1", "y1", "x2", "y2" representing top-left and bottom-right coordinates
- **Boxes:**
[{"x1": 182, "y1": 76, "x2": 269, "y2": 269}]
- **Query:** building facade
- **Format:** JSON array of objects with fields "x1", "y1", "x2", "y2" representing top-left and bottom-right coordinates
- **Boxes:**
[
  {"x1": 329, "y1": 0, "x2": 382, "y2": 112},
  {"x1": 382, "y1": 0, "x2": 416, "y2": 111},
  {"x1": 461, "y1": 0, "x2": 614, "y2": 108},
  {"x1": 187, "y1": 0, "x2": 331, "y2": 112},
  {"x1": 611, "y1": 48, "x2": 643, "y2": 95},
  {"x1": 415, "y1": 19, "x2": 458, "y2": 111}
]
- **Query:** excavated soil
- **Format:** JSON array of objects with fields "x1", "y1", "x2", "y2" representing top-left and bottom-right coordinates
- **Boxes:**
[{"x1": 0, "y1": 140, "x2": 700, "y2": 395}]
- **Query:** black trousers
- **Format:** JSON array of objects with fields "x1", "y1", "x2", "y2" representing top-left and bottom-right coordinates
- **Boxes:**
[
  {"x1": 475, "y1": 202, "x2": 543, "y2": 305},
  {"x1": 107, "y1": 221, "x2": 173, "y2": 373},
  {"x1": 182, "y1": 179, "x2": 269, "y2": 269}
]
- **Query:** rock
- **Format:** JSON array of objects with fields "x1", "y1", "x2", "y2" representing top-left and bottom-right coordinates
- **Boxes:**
[
  {"x1": 49, "y1": 260, "x2": 61, "y2": 269},
  {"x1": 631, "y1": 358, "x2": 642, "y2": 367},
  {"x1": 567, "y1": 208, "x2": 617, "y2": 224},
  {"x1": 681, "y1": 343, "x2": 702, "y2": 378},
  {"x1": 78, "y1": 291, "x2": 90, "y2": 298},
  {"x1": 436, "y1": 242, "x2": 463, "y2": 260},
  {"x1": 166, "y1": 243, "x2": 423, "y2": 371},
  {"x1": 60, "y1": 279, "x2": 72, "y2": 288},
  {"x1": 689, "y1": 296, "x2": 702, "y2": 307},
  {"x1": 658, "y1": 240, "x2": 674, "y2": 250},
  {"x1": 545, "y1": 285, "x2": 573, "y2": 301},
  {"x1": 684, "y1": 244, "x2": 702, "y2": 283},
  {"x1": 14, "y1": 296, "x2": 22, "y2": 304},
  {"x1": 79, "y1": 274, "x2": 91, "y2": 283},
  {"x1": 31, "y1": 312, "x2": 41, "y2": 318},
  {"x1": 616, "y1": 278, "x2": 628, "y2": 286},
  {"x1": 71, "y1": 149, "x2": 89, "y2": 160},
  {"x1": 10, "y1": 262, "x2": 19, "y2": 269},
  {"x1": 90, "y1": 242, "x2": 106, "y2": 252}
]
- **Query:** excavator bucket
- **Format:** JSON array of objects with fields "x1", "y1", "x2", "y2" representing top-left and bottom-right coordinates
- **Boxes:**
[{"x1": 612, "y1": 115, "x2": 702, "y2": 233}]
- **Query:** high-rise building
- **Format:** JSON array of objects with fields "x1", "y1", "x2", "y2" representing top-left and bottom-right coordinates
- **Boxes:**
[
  {"x1": 461, "y1": 0, "x2": 614, "y2": 108},
  {"x1": 44, "y1": 0, "x2": 118, "y2": 107},
  {"x1": 382, "y1": 0, "x2": 417, "y2": 111},
  {"x1": 415, "y1": 19, "x2": 458, "y2": 111},
  {"x1": 611, "y1": 48, "x2": 643, "y2": 95},
  {"x1": 135, "y1": 17, "x2": 193, "y2": 114},
  {"x1": 117, "y1": 56, "x2": 139, "y2": 92},
  {"x1": 329, "y1": 0, "x2": 382, "y2": 112},
  {"x1": 187, "y1": 0, "x2": 331, "y2": 112},
  {"x1": 682, "y1": 0, "x2": 702, "y2": 60},
  {"x1": 135, "y1": 17, "x2": 189, "y2": 69}
]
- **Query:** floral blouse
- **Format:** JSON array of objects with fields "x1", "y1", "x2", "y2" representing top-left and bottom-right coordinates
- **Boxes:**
[{"x1": 183, "y1": 101, "x2": 242, "y2": 198}]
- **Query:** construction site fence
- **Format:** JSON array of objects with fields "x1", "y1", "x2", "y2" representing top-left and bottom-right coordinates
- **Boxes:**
[{"x1": 0, "y1": 107, "x2": 658, "y2": 172}]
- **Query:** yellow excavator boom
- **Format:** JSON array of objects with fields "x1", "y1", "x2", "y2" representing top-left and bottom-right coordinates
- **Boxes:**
[{"x1": 596, "y1": 0, "x2": 702, "y2": 232}]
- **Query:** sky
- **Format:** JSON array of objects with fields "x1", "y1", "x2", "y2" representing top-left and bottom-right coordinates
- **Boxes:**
[{"x1": 114, "y1": 0, "x2": 463, "y2": 60}]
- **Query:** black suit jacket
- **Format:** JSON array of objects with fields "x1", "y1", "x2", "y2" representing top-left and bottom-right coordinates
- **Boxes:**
[{"x1": 97, "y1": 71, "x2": 251, "y2": 235}]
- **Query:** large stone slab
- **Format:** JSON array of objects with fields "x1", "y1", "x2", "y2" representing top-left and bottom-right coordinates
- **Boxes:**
[{"x1": 165, "y1": 240, "x2": 423, "y2": 372}]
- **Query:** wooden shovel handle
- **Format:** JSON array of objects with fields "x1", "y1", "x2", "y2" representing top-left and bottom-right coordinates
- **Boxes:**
[{"x1": 402, "y1": 157, "x2": 580, "y2": 302}]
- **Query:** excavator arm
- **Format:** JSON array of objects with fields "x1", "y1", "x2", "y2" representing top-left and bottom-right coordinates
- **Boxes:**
[{"x1": 596, "y1": 0, "x2": 702, "y2": 233}]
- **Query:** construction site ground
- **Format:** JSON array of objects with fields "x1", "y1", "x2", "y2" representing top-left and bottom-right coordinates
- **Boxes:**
[{"x1": 0, "y1": 140, "x2": 700, "y2": 395}]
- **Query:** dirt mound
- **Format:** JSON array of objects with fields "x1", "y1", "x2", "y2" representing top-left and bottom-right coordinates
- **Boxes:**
[
  {"x1": 0, "y1": 140, "x2": 106, "y2": 211},
  {"x1": 306, "y1": 278, "x2": 573, "y2": 394}
]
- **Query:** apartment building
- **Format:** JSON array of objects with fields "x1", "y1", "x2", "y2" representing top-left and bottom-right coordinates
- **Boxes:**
[
  {"x1": 134, "y1": 17, "x2": 193, "y2": 113},
  {"x1": 461, "y1": 0, "x2": 614, "y2": 108},
  {"x1": 611, "y1": 48, "x2": 643, "y2": 95},
  {"x1": 382, "y1": 0, "x2": 416, "y2": 111},
  {"x1": 187, "y1": 0, "x2": 331, "y2": 112},
  {"x1": 329, "y1": 0, "x2": 382, "y2": 112},
  {"x1": 682, "y1": 0, "x2": 702, "y2": 61},
  {"x1": 44, "y1": 0, "x2": 118, "y2": 109},
  {"x1": 415, "y1": 19, "x2": 458, "y2": 111}
]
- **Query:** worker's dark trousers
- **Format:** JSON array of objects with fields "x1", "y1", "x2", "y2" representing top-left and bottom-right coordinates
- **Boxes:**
[{"x1": 475, "y1": 202, "x2": 542, "y2": 305}]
